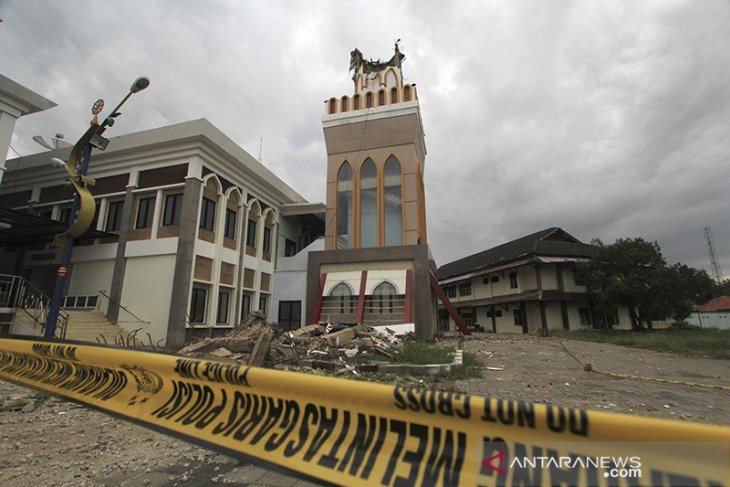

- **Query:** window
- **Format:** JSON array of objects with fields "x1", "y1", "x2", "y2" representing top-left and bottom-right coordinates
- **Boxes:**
[
  {"x1": 378, "y1": 90, "x2": 385, "y2": 106},
  {"x1": 259, "y1": 295, "x2": 268, "y2": 315},
  {"x1": 491, "y1": 276, "x2": 499, "y2": 283},
  {"x1": 353, "y1": 94, "x2": 361, "y2": 110},
  {"x1": 246, "y1": 219, "x2": 257, "y2": 247},
  {"x1": 199, "y1": 197, "x2": 216, "y2": 231},
  {"x1": 446, "y1": 286, "x2": 457, "y2": 299},
  {"x1": 263, "y1": 226, "x2": 271, "y2": 253},
  {"x1": 328, "y1": 98, "x2": 336, "y2": 114},
  {"x1": 383, "y1": 156, "x2": 402, "y2": 246},
  {"x1": 217, "y1": 290, "x2": 230, "y2": 323},
  {"x1": 513, "y1": 309, "x2": 522, "y2": 326},
  {"x1": 459, "y1": 282, "x2": 472, "y2": 297},
  {"x1": 579, "y1": 307, "x2": 592, "y2": 326},
  {"x1": 509, "y1": 271, "x2": 519, "y2": 289},
  {"x1": 573, "y1": 268, "x2": 586, "y2": 286},
  {"x1": 163, "y1": 193, "x2": 182, "y2": 226},
  {"x1": 486, "y1": 310, "x2": 503, "y2": 318},
  {"x1": 105, "y1": 201, "x2": 124, "y2": 232},
  {"x1": 278, "y1": 301, "x2": 301, "y2": 331},
  {"x1": 135, "y1": 197, "x2": 154, "y2": 229},
  {"x1": 241, "y1": 293, "x2": 252, "y2": 322},
  {"x1": 340, "y1": 96, "x2": 348, "y2": 112},
  {"x1": 330, "y1": 282, "x2": 355, "y2": 314},
  {"x1": 373, "y1": 281, "x2": 397, "y2": 313},
  {"x1": 359, "y1": 159, "x2": 377, "y2": 248},
  {"x1": 366, "y1": 92, "x2": 373, "y2": 108},
  {"x1": 404, "y1": 85, "x2": 411, "y2": 102},
  {"x1": 190, "y1": 288, "x2": 207, "y2": 323},
  {"x1": 224, "y1": 208, "x2": 237, "y2": 239},
  {"x1": 390, "y1": 87, "x2": 398, "y2": 104},
  {"x1": 284, "y1": 238, "x2": 297, "y2": 257},
  {"x1": 59, "y1": 207, "x2": 72, "y2": 225},
  {"x1": 336, "y1": 163, "x2": 353, "y2": 249}
]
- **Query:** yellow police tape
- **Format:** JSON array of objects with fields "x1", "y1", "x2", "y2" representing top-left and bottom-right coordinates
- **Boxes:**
[{"x1": 0, "y1": 337, "x2": 728, "y2": 487}]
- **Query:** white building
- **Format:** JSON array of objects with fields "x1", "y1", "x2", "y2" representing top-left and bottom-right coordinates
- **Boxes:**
[{"x1": 0, "y1": 119, "x2": 323, "y2": 347}]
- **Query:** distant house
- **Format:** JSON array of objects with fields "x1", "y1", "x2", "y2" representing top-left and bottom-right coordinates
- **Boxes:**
[
  {"x1": 436, "y1": 227, "x2": 632, "y2": 333},
  {"x1": 688, "y1": 296, "x2": 730, "y2": 330}
]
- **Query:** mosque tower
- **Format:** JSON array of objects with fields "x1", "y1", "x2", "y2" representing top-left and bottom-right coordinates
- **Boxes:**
[{"x1": 307, "y1": 43, "x2": 438, "y2": 340}]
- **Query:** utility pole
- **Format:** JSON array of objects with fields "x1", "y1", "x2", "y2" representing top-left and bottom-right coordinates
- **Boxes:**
[{"x1": 704, "y1": 226, "x2": 724, "y2": 282}]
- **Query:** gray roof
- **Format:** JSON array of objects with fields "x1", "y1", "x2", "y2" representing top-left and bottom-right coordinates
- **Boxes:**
[{"x1": 437, "y1": 227, "x2": 595, "y2": 279}]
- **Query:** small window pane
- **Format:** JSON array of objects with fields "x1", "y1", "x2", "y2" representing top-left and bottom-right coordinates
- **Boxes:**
[
  {"x1": 105, "y1": 201, "x2": 124, "y2": 232},
  {"x1": 246, "y1": 219, "x2": 257, "y2": 247},
  {"x1": 224, "y1": 208, "x2": 237, "y2": 239},
  {"x1": 135, "y1": 197, "x2": 155, "y2": 229},
  {"x1": 163, "y1": 194, "x2": 182, "y2": 226}
]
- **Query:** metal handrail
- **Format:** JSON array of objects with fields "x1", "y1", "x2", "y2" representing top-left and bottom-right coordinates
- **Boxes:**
[
  {"x1": 0, "y1": 274, "x2": 67, "y2": 339},
  {"x1": 97, "y1": 289, "x2": 150, "y2": 324}
]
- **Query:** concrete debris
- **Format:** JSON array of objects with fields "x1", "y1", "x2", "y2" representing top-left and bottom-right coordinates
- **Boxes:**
[{"x1": 178, "y1": 321, "x2": 409, "y2": 370}]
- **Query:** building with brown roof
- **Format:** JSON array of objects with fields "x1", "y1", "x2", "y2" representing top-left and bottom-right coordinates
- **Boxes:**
[{"x1": 437, "y1": 228, "x2": 632, "y2": 333}]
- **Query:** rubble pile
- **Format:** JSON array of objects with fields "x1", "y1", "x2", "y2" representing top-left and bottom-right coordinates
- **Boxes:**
[{"x1": 178, "y1": 316, "x2": 409, "y2": 372}]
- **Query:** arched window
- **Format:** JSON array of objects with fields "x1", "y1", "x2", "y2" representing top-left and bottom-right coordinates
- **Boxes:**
[
  {"x1": 330, "y1": 282, "x2": 354, "y2": 314},
  {"x1": 359, "y1": 159, "x2": 377, "y2": 248},
  {"x1": 378, "y1": 90, "x2": 385, "y2": 106},
  {"x1": 328, "y1": 98, "x2": 337, "y2": 114},
  {"x1": 336, "y1": 162, "x2": 353, "y2": 249},
  {"x1": 403, "y1": 85, "x2": 411, "y2": 102},
  {"x1": 366, "y1": 92, "x2": 373, "y2": 108},
  {"x1": 390, "y1": 87, "x2": 398, "y2": 104},
  {"x1": 340, "y1": 96, "x2": 349, "y2": 112},
  {"x1": 373, "y1": 281, "x2": 397, "y2": 314},
  {"x1": 353, "y1": 94, "x2": 361, "y2": 110},
  {"x1": 383, "y1": 156, "x2": 402, "y2": 246}
]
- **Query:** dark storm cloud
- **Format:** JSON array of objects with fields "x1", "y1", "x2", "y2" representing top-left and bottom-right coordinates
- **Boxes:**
[{"x1": 1, "y1": 0, "x2": 728, "y2": 275}]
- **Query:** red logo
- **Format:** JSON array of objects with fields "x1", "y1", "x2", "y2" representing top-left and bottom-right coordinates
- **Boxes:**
[{"x1": 482, "y1": 451, "x2": 507, "y2": 475}]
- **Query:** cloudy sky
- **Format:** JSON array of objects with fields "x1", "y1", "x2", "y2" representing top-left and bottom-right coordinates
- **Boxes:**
[{"x1": 2, "y1": 0, "x2": 729, "y2": 276}]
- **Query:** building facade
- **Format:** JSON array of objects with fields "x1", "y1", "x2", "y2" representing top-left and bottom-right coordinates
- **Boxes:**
[
  {"x1": 306, "y1": 44, "x2": 438, "y2": 339},
  {"x1": 0, "y1": 119, "x2": 322, "y2": 347},
  {"x1": 437, "y1": 228, "x2": 632, "y2": 333}
]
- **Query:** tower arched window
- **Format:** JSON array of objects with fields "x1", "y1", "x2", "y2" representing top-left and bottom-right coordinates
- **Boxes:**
[
  {"x1": 366, "y1": 92, "x2": 373, "y2": 108},
  {"x1": 373, "y1": 281, "x2": 397, "y2": 313},
  {"x1": 329, "y1": 98, "x2": 337, "y2": 114},
  {"x1": 336, "y1": 162, "x2": 353, "y2": 249},
  {"x1": 403, "y1": 85, "x2": 411, "y2": 102},
  {"x1": 383, "y1": 156, "x2": 402, "y2": 246},
  {"x1": 390, "y1": 87, "x2": 398, "y2": 104},
  {"x1": 340, "y1": 96, "x2": 349, "y2": 112},
  {"x1": 359, "y1": 159, "x2": 377, "y2": 248},
  {"x1": 378, "y1": 90, "x2": 385, "y2": 106},
  {"x1": 353, "y1": 94, "x2": 361, "y2": 110}
]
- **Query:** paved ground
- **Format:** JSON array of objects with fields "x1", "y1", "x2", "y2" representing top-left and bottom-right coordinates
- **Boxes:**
[{"x1": 0, "y1": 335, "x2": 728, "y2": 486}]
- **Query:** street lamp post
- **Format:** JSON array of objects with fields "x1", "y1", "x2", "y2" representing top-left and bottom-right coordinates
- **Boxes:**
[{"x1": 44, "y1": 77, "x2": 150, "y2": 339}]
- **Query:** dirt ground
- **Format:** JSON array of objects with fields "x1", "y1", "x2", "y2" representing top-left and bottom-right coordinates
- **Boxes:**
[{"x1": 0, "y1": 335, "x2": 728, "y2": 486}]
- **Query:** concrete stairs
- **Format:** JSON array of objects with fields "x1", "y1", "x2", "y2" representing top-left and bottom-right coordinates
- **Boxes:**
[{"x1": 62, "y1": 310, "x2": 133, "y2": 344}]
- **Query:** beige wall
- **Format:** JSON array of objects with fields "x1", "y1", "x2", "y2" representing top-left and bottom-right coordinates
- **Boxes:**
[
  {"x1": 119, "y1": 254, "x2": 176, "y2": 343},
  {"x1": 67, "y1": 260, "x2": 114, "y2": 314}
]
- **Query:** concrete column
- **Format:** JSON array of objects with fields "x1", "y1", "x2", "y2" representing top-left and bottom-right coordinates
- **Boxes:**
[
  {"x1": 166, "y1": 176, "x2": 203, "y2": 348},
  {"x1": 234, "y1": 200, "x2": 249, "y2": 324},
  {"x1": 107, "y1": 185, "x2": 137, "y2": 323}
]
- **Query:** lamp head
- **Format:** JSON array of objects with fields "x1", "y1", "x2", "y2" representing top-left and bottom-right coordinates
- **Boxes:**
[
  {"x1": 51, "y1": 157, "x2": 67, "y2": 169},
  {"x1": 130, "y1": 76, "x2": 150, "y2": 94}
]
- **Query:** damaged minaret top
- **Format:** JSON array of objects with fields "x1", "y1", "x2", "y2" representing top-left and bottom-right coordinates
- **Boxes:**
[
  {"x1": 349, "y1": 41, "x2": 405, "y2": 84},
  {"x1": 326, "y1": 41, "x2": 417, "y2": 114}
]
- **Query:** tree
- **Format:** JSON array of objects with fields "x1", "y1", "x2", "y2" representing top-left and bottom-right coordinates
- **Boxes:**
[{"x1": 577, "y1": 238, "x2": 715, "y2": 329}]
